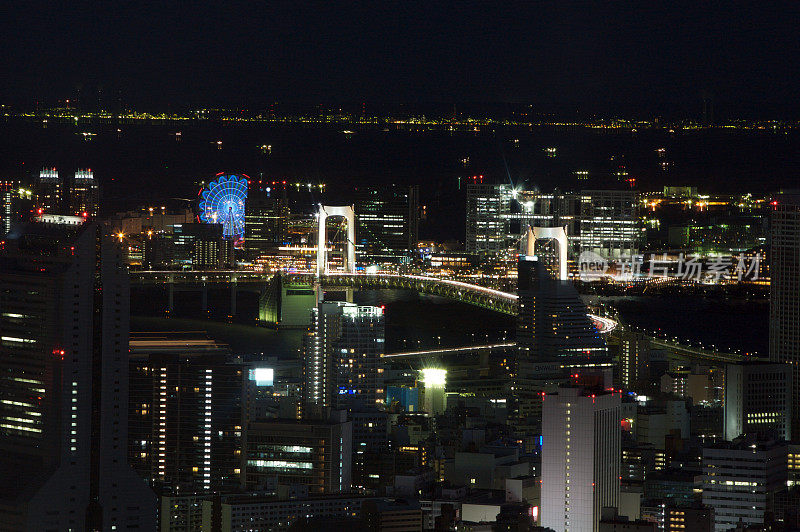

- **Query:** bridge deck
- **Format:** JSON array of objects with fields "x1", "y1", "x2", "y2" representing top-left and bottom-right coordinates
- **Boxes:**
[{"x1": 130, "y1": 270, "x2": 621, "y2": 330}]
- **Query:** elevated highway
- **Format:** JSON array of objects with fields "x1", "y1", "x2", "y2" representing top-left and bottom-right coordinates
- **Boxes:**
[
  {"x1": 129, "y1": 270, "x2": 616, "y2": 333},
  {"x1": 131, "y1": 270, "x2": 745, "y2": 365}
]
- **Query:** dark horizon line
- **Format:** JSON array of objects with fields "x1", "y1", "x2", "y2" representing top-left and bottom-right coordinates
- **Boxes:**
[{"x1": 4, "y1": 101, "x2": 799, "y2": 124}]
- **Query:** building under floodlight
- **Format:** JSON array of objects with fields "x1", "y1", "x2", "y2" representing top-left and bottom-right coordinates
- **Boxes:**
[{"x1": 420, "y1": 368, "x2": 447, "y2": 415}]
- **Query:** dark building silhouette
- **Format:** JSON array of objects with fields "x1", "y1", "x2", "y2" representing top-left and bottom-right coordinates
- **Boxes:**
[
  {"x1": 173, "y1": 222, "x2": 233, "y2": 269},
  {"x1": 128, "y1": 333, "x2": 244, "y2": 495},
  {"x1": 0, "y1": 217, "x2": 156, "y2": 530},
  {"x1": 355, "y1": 184, "x2": 419, "y2": 263},
  {"x1": 35, "y1": 167, "x2": 64, "y2": 214},
  {"x1": 244, "y1": 410, "x2": 352, "y2": 494},
  {"x1": 516, "y1": 255, "x2": 607, "y2": 365},
  {"x1": 244, "y1": 180, "x2": 289, "y2": 259},
  {"x1": 69, "y1": 169, "x2": 100, "y2": 217},
  {"x1": 770, "y1": 192, "x2": 800, "y2": 440}
]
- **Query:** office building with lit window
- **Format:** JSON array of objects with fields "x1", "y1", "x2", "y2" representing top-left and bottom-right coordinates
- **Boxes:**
[
  {"x1": 664, "y1": 504, "x2": 714, "y2": 532},
  {"x1": 350, "y1": 410, "x2": 390, "y2": 490},
  {"x1": 244, "y1": 409, "x2": 352, "y2": 494},
  {"x1": 723, "y1": 361, "x2": 792, "y2": 441},
  {"x1": 0, "y1": 217, "x2": 155, "y2": 530},
  {"x1": 514, "y1": 254, "x2": 610, "y2": 422},
  {"x1": 515, "y1": 190, "x2": 582, "y2": 257},
  {"x1": 0, "y1": 183, "x2": 11, "y2": 236},
  {"x1": 69, "y1": 168, "x2": 99, "y2": 216},
  {"x1": 541, "y1": 387, "x2": 621, "y2": 532},
  {"x1": 35, "y1": 167, "x2": 64, "y2": 214},
  {"x1": 702, "y1": 434, "x2": 787, "y2": 531},
  {"x1": 516, "y1": 191, "x2": 581, "y2": 233},
  {"x1": 202, "y1": 493, "x2": 379, "y2": 530},
  {"x1": 173, "y1": 222, "x2": 233, "y2": 269},
  {"x1": 466, "y1": 185, "x2": 640, "y2": 261},
  {"x1": 790, "y1": 443, "x2": 800, "y2": 488},
  {"x1": 243, "y1": 359, "x2": 303, "y2": 423},
  {"x1": 244, "y1": 180, "x2": 290, "y2": 259},
  {"x1": 128, "y1": 333, "x2": 244, "y2": 495},
  {"x1": 302, "y1": 302, "x2": 385, "y2": 415},
  {"x1": 770, "y1": 192, "x2": 800, "y2": 441},
  {"x1": 0, "y1": 181, "x2": 31, "y2": 236},
  {"x1": 516, "y1": 255, "x2": 607, "y2": 365},
  {"x1": 580, "y1": 190, "x2": 641, "y2": 260},
  {"x1": 355, "y1": 184, "x2": 419, "y2": 263},
  {"x1": 466, "y1": 182, "x2": 515, "y2": 255},
  {"x1": 617, "y1": 328, "x2": 651, "y2": 392}
]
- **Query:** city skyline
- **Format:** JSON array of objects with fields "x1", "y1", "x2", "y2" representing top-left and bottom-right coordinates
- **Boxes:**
[
  {"x1": 2, "y1": 3, "x2": 800, "y2": 531},
  {"x1": 0, "y1": 152, "x2": 796, "y2": 530}
]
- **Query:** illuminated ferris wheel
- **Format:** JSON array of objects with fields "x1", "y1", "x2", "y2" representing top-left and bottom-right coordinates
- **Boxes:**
[{"x1": 198, "y1": 173, "x2": 249, "y2": 241}]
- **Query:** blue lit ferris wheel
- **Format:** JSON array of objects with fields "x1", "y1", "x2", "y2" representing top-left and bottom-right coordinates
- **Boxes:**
[{"x1": 198, "y1": 174, "x2": 248, "y2": 241}]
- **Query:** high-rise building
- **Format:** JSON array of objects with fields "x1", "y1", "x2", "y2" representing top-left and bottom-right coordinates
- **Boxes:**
[
  {"x1": 244, "y1": 409, "x2": 352, "y2": 493},
  {"x1": 702, "y1": 434, "x2": 787, "y2": 531},
  {"x1": 660, "y1": 368, "x2": 714, "y2": 405},
  {"x1": 621, "y1": 442, "x2": 666, "y2": 486},
  {"x1": 128, "y1": 333, "x2": 244, "y2": 494},
  {"x1": 419, "y1": 368, "x2": 447, "y2": 416},
  {"x1": 516, "y1": 190, "x2": 582, "y2": 258},
  {"x1": 69, "y1": 168, "x2": 99, "y2": 216},
  {"x1": 35, "y1": 167, "x2": 63, "y2": 213},
  {"x1": 515, "y1": 255, "x2": 610, "y2": 422},
  {"x1": 242, "y1": 359, "x2": 303, "y2": 423},
  {"x1": 350, "y1": 410, "x2": 390, "y2": 490},
  {"x1": 770, "y1": 193, "x2": 800, "y2": 441},
  {"x1": 355, "y1": 184, "x2": 419, "y2": 263},
  {"x1": 516, "y1": 190, "x2": 581, "y2": 233},
  {"x1": 0, "y1": 216, "x2": 156, "y2": 530},
  {"x1": 302, "y1": 302, "x2": 385, "y2": 415},
  {"x1": 244, "y1": 180, "x2": 289, "y2": 259},
  {"x1": 617, "y1": 328, "x2": 651, "y2": 392},
  {"x1": 466, "y1": 185, "x2": 640, "y2": 261},
  {"x1": 579, "y1": 190, "x2": 641, "y2": 260},
  {"x1": 723, "y1": 361, "x2": 792, "y2": 441},
  {"x1": 466, "y1": 182, "x2": 514, "y2": 255},
  {"x1": 516, "y1": 255, "x2": 607, "y2": 365},
  {"x1": 0, "y1": 180, "x2": 28, "y2": 236},
  {"x1": 541, "y1": 387, "x2": 621, "y2": 532},
  {"x1": 141, "y1": 231, "x2": 173, "y2": 270},
  {"x1": 259, "y1": 273, "x2": 318, "y2": 328},
  {"x1": 173, "y1": 222, "x2": 233, "y2": 269},
  {"x1": 637, "y1": 399, "x2": 690, "y2": 449}
]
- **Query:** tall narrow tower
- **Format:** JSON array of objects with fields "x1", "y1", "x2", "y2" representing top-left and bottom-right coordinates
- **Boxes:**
[
  {"x1": 770, "y1": 193, "x2": 800, "y2": 440},
  {"x1": 0, "y1": 216, "x2": 156, "y2": 530},
  {"x1": 516, "y1": 255, "x2": 606, "y2": 365},
  {"x1": 541, "y1": 387, "x2": 621, "y2": 532},
  {"x1": 35, "y1": 167, "x2": 63, "y2": 214},
  {"x1": 69, "y1": 169, "x2": 100, "y2": 216},
  {"x1": 302, "y1": 301, "x2": 384, "y2": 417}
]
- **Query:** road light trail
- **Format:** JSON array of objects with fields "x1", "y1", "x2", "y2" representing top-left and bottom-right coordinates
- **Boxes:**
[{"x1": 383, "y1": 343, "x2": 517, "y2": 359}]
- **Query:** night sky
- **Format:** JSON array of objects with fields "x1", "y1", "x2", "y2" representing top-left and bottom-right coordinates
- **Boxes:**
[{"x1": 2, "y1": 2, "x2": 799, "y2": 117}]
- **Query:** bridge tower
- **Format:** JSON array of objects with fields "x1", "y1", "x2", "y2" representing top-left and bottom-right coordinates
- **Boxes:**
[
  {"x1": 524, "y1": 225, "x2": 568, "y2": 281},
  {"x1": 316, "y1": 205, "x2": 356, "y2": 276}
]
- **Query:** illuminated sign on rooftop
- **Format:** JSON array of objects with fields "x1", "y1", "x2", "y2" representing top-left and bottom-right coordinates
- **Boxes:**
[{"x1": 36, "y1": 214, "x2": 85, "y2": 226}]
